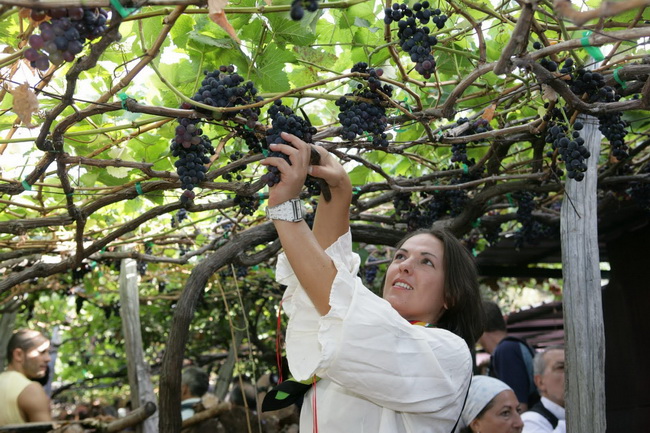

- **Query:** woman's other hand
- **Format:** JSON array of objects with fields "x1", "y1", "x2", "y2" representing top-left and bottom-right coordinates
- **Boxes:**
[{"x1": 261, "y1": 132, "x2": 312, "y2": 207}]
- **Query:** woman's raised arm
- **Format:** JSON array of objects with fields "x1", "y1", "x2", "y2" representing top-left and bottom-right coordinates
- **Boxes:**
[{"x1": 261, "y1": 133, "x2": 351, "y2": 315}]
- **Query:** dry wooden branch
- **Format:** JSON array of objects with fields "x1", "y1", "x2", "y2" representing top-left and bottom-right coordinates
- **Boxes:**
[
  {"x1": 104, "y1": 401, "x2": 157, "y2": 432},
  {"x1": 554, "y1": 0, "x2": 650, "y2": 26},
  {"x1": 494, "y1": 0, "x2": 536, "y2": 75}
]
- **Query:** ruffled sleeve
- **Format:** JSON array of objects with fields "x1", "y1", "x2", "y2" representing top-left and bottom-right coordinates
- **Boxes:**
[{"x1": 277, "y1": 229, "x2": 471, "y2": 414}]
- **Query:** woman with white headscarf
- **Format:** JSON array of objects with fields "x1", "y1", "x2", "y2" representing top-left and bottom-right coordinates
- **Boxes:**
[{"x1": 457, "y1": 375, "x2": 524, "y2": 433}]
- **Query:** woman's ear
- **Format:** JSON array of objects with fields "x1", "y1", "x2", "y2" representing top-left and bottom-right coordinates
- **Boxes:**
[{"x1": 470, "y1": 417, "x2": 481, "y2": 433}]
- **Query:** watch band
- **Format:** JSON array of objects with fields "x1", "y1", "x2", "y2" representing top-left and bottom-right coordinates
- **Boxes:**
[{"x1": 265, "y1": 198, "x2": 306, "y2": 222}]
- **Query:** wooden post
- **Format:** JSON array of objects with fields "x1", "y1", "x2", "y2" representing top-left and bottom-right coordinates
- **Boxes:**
[
  {"x1": 0, "y1": 299, "x2": 19, "y2": 369},
  {"x1": 560, "y1": 113, "x2": 606, "y2": 432},
  {"x1": 119, "y1": 258, "x2": 159, "y2": 433}
]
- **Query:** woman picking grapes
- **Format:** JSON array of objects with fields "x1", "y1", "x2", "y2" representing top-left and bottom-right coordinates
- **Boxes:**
[{"x1": 262, "y1": 133, "x2": 484, "y2": 432}]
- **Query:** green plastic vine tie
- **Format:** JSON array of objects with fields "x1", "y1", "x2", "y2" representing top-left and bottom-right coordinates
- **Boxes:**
[
  {"x1": 21, "y1": 180, "x2": 32, "y2": 191},
  {"x1": 613, "y1": 67, "x2": 628, "y2": 89},
  {"x1": 352, "y1": 187, "x2": 361, "y2": 195},
  {"x1": 506, "y1": 193, "x2": 515, "y2": 206},
  {"x1": 472, "y1": 218, "x2": 481, "y2": 228},
  {"x1": 66, "y1": 192, "x2": 74, "y2": 197},
  {"x1": 580, "y1": 31, "x2": 604, "y2": 62},
  {"x1": 135, "y1": 182, "x2": 143, "y2": 195},
  {"x1": 462, "y1": 163, "x2": 469, "y2": 174},
  {"x1": 109, "y1": 0, "x2": 138, "y2": 17},
  {"x1": 262, "y1": 149, "x2": 269, "y2": 157},
  {"x1": 258, "y1": 192, "x2": 264, "y2": 204},
  {"x1": 118, "y1": 92, "x2": 131, "y2": 111}
]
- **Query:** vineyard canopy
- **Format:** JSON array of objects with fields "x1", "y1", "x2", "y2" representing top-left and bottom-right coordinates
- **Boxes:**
[{"x1": 1, "y1": 0, "x2": 650, "y2": 429}]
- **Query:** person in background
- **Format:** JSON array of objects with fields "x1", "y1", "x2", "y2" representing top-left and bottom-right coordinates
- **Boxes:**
[
  {"x1": 180, "y1": 366, "x2": 210, "y2": 421},
  {"x1": 457, "y1": 375, "x2": 524, "y2": 433},
  {"x1": 261, "y1": 133, "x2": 484, "y2": 432},
  {"x1": 521, "y1": 346, "x2": 566, "y2": 433},
  {"x1": 478, "y1": 300, "x2": 539, "y2": 411},
  {"x1": 0, "y1": 329, "x2": 52, "y2": 426}
]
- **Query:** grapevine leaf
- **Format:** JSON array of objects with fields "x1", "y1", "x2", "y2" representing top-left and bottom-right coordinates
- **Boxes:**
[
  {"x1": 254, "y1": 43, "x2": 295, "y2": 92},
  {"x1": 188, "y1": 31, "x2": 237, "y2": 49},
  {"x1": 267, "y1": 15, "x2": 317, "y2": 46}
]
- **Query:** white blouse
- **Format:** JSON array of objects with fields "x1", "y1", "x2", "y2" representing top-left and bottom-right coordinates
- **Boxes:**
[{"x1": 277, "y1": 230, "x2": 472, "y2": 433}]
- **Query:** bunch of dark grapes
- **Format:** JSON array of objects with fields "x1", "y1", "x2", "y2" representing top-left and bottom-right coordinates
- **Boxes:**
[
  {"x1": 304, "y1": 199, "x2": 318, "y2": 228},
  {"x1": 170, "y1": 117, "x2": 215, "y2": 203},
  {"x1": 233, "y1": 194, "x2": 260, "y2": 216},
  {"x1": 482, "y1": 222, "x2": 502, "y2": 246},
  {"x1": 290, "y1": 0, "x2": 318, "y2": 20},
  {"x1": 223, "y1": 150, "x2": 247, "y2": 181},
  {"x1": 191, "y1": 66, "x2": 262, "y2": 128},
  {"x1": 545, "y1": 120, "x2": 589, "y2": 181},
  {"x1": 452, "y1": 117, "x2": 491, "y2": 165},
  {"x1": 628, "y1": 163, "x2": 650, "y2": 214},
  {"x1": 71, "y1": 262, "x2": 92, "y2": 283},
  {"x1": 305, "y1": 177, "x2": 322, "y2": 197},
  {"x1": 512, "y1": 191, "x2": 553, "y2": 248},
  {"x1": 335, "y1": 62, "x2": 393, "y2": 147},
  {"x1": 262, "y1": 100, "x2": 317, "y2": 187},
  {"x1": 393, "y1": 192, "x2": 423, "y2": 230},
  {"x1": 171, "y1": 66, "x2": 262, "y2": 203},
  {"x1": 363, "y1": 256, "x2": 380, "y2": 285},
  {"x1": 177, "y1": 208, "x2": 188, "y2": 223},
  {"x1": 384, "y1": 2, "x2": 448, "y2": 79},
  {"x1": 564, "y1": 64, "x2": 629, "y2": 161},
  {"x1": 235, "y1": 126, "x2": 263, "y2": 153},
  {"x1": 137, "y1": 260, "x2": 147, "y2": 276},
  {"x1": 25, "y1": 7, "x2": 108, "y2": 71}
]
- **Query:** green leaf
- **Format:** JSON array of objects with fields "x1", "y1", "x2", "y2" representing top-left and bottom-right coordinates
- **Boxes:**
[
  {"x1": 254, "y1": 43, "x2": 296, "y2": 92},
  {"x1": 267, "y1": 15, "x2": 317, "y2": 46}
]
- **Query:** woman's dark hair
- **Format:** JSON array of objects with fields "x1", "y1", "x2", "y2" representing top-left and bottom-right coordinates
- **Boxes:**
[{"x1": 395, "y1": 228, "x2": 485, "y2": 348}]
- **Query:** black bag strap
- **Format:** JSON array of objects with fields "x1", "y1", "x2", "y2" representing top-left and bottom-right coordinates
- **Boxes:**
[
  {"x1": 528, "y1": 401, "x2": 559, "y2": 428},
  {"x1": 450, "y1": 369, "x2": 472, "y2": 433}
]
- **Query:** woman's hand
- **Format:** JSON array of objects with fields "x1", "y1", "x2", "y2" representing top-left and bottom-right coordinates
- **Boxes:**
[
  {"x1": 278, "y1": 133, "x2": 351, "y2": 193},
  {"x1": 261, "y1": 132, "x2": 312, "y2": 207}
]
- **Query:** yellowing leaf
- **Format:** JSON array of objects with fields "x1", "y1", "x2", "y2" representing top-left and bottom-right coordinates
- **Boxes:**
[{"x1": 207, "y1": 0, "x2": 240, "y2": 43}]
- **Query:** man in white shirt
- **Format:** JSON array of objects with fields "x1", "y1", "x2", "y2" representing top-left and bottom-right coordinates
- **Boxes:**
[{"x1": 521, "y1": 346, "x2": 566, "y2": 433}]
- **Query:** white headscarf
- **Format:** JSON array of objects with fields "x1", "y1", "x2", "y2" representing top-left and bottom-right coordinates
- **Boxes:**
[{"x1": 456, "y1": 375, "x2": 513, "y2": 432}]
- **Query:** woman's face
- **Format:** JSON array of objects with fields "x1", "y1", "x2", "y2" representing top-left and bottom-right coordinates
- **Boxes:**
[
  {"x1": 470, "y1": 390, "x2": 523, "y2": 433},
  {"x1": 382, "y1": 233, "x2": 446, "y2": 324}
]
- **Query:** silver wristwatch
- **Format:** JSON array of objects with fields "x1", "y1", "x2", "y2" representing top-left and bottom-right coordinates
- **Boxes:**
[{"x1": 265, "y1": 198, "x2": 307, "y2": 222}]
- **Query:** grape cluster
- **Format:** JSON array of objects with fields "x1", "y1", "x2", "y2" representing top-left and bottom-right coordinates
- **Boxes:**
[
  {"x1": 290, "y1": 0, "x2": 318, "y2": 20},
  {"x1": 170, "y1": 66, "x2": 262, "y2": 203},
  {"x1": 223, "y1": 150, "x2": 247, "y2": 181},
  {"x1": 629, "y1": 163, "x2": 650, "y2": 214},
  {"x1": 363, "y1": 256, "x2": 380, "y2": 285},
  {"x1": 453, "y1": 117, "x2": 491, "y2": 165},
  {"x1": 393, "y1": 192, "x2": 421, "y2": 230},
  {"x1": 563, "y1": 63, "x2": 629, "y2": 161},
  {"x1": 234, "y1": 194, "x2": 260, "y2": 216},
  {"x1": 170, "y1": 117, "x2": 215, "y2": 203},
  {"x1": 384, "y1": 2, "x2": 448, "y2": 79},
  {"x1": 336, "y1": 62, "x2": 393, "y2": 147},
  {"x1": 25, "y1": 7, "x2": 108, "y2": 71},
  {"x1": 546, "y1": 121, "x2": 589, "y2": 181},
  {"x1": 262, "y1": 100, "x2": 317, "y2": 187},
  {"x1": 512, "y1": 191, "x2": 553, "y2": 248},
  {"x1": 191, "y1": 66, "x2": 262, "y2": 128}
]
